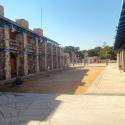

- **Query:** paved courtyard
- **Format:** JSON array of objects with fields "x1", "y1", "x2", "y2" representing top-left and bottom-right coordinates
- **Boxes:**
[
  {"x1": 1, "y1": 63, "x2": 125, "y2": 125},
  {"x1": 1, "y1": 93, "x2": 125, "y2": 125}
]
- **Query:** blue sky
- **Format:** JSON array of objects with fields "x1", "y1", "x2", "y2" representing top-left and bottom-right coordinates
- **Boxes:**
[{"x1": 0, "y1": 0, "x2": 122, "y2": 50}]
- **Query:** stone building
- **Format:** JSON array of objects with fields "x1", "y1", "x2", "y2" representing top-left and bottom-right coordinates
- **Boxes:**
[{"x1": 0, "y1": 5, "x2": 69, "y2": 82}]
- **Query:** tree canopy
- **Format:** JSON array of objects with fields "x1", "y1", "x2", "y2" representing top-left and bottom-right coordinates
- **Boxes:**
[{"x1": 64, "y1": 44, "x2": 116, "y2": 60}]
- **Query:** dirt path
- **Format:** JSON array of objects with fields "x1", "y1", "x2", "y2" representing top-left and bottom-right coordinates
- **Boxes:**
[{"x1": 0, "y1": 64, "x2": 105, "y2": 95}]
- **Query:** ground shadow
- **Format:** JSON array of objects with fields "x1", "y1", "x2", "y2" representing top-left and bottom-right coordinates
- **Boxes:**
[
  {"x1": 0, "y1": 92, "x2": 61, "y2": 125},
  {"x1": 0, "y1": 67, "x2": 89, "y2": 94},
  {"x1": 0, "y1": 66, "x2": 102, "y2": 125}
]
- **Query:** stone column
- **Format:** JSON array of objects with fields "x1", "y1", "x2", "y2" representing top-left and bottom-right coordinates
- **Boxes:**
[
  {"x1": 56, "y1": 46, "x2": 59, "y2": 69},
  {"x1": 36, "y1": 38, "x2": 39, "y2": 73},
  {"x1": 117, "y1": 52, "x2": 120, "y2": 67},
  {"x1": 44, "y1": 41, "x2": 47, "y2": 70},
  {"x1": 122, "y1": 50, "x2": 125, "y2": 72},
  {"x1": 51, "y1": 44, "x2": 54, "y2": 70},
  {"x1": 23, "y1": 33, "x2": 28, "y2": 75},
  {"x1": 4, "y1": 26, "x2": 11, "y2": 80},
  {"x1": 16, "y1": 55, "x2": 19, "y2": 77},
  {"x1": 62, "y1": 48, "x2": 64, "y2": 68},
  {"x1": 121, "y1": 50, "x2": 124, "y2": 70},
  {"x1": 59, "y1": 48, "x2": 62, "y2": 69},
  {"x1": 119, "y1": 51, "x2": 122, "y2": 68}
]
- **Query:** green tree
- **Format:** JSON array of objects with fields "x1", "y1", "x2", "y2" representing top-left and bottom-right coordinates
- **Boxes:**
[
  {"x1": 64, "y1": 44, "x2": 116, "y2": 60},
  {"x1": 64, "y1": 46, "x2": 80, "y2": 56}
]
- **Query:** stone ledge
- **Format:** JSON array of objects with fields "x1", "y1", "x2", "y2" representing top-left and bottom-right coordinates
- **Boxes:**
[{"x1": 0, "y1": 67, "x2": 69, "y2": 85}]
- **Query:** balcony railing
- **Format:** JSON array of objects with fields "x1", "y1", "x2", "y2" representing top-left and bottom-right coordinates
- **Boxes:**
[
  {"x1": 10, "y1": 39, "x2": 19, "y2": 50},
  {"x1": 27, "y1": 41, "x2": 36, "y2": 53}
]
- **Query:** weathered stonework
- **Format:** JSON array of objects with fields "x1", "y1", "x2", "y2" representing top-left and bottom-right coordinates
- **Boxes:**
[
  {"x1": 4, "y1": 26, "x2": 11, "y2": 80},
  {"x1": 0, "y1": 5, "x2": 4, "y2": 16},
  {"x1": 0, "y1": 4, "x2": 70, "y2": 82},
  {"x1": 117, "y1": 52, "x2": 120, "y2": 67},
  {"x1": 56, "y1": 46, "x2": 59, "y2": 69},
  {"x1": 36, "y1": 38, "x2": 39, "y2": 73},
  {"x1": 44, "y1": 41, "x2": 47, "y2": 70},
  {"x1": 33, "y1": 28, "x2": 43, "y2": 36},
  {"x1": 23, "y1": 33, "x2": 28, "y2": 76},
  {"x1": 16, "y1": 19, "x2": 29, "y2": 29},
  {"x1": 51, "y1": 44, "x2": 54, "y2": 70}
]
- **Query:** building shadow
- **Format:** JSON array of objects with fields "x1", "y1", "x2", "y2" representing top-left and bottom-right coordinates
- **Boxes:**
[
  {"x1": 0, "y1": 92, "x2": 61, "y2": 125},
  {"x1": 0, "y1": 67, "x2": 89, "y2": 94},
  {"x1": 0, "y1": 67, "x2": 90, "y2": 125}
]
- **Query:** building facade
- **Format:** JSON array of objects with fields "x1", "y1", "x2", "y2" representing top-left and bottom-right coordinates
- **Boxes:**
[
  {"x1": 114, "y1": 0, "x2": 125, "y2": 71},
  {"x1": 0, "y1": 5, "x2": 69, "y2": 82}
]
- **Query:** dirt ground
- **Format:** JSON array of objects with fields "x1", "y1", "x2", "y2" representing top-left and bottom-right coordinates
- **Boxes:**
[{"x1": 0, "y1": 64, "x2": 105, "y2": 95}]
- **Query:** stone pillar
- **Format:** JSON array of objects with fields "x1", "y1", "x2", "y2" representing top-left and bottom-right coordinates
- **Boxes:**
[
  {"x1": 59, "y1": 48, "x2": 62, "y2": 69},
  {"x1": 36, "y1": 38, "x2": 39, "y2": 73},
  {"x1": 44, "y1": 41, "x2": 47, "y2": 70},
  {"x1": 23, "y1": 33, "x2": 28, "y2": 75},
  {"x1": 117, "y1": 52, "x2": 120, "y2": 67},
  {"x1": 56, "y1": 46, "x2": 59, "y2": 69},
  {"x1": 60, "y1": 48, "x2": 64, "y2": 69},
  {"x1": 121, "y1": 50, "x2": 124, "y2": 70},
  {"x1": 121, "y1": 51, "x2": 123, "y2": 69},
  {"x1": 62, "y1": 48, "x2": 64, "y2": 68},
  {"x1": 16, "y1": 55, "x2": 20, "y2": 77},
  {"x1": 119, "y1": 51, "x2": 122, "y2": 68},
  {"x1": 51, "y1": 44, "x2": 54, "y2": 70},
  {"x1": 4, "y1": 26, "x2": 11, "y2": 80},
  {"x1": 122, "y1": 50, "x2": 125, "y2": 72}
]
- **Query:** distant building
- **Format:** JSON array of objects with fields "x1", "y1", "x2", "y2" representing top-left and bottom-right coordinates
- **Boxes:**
[
  {"x1": 70, "y1": 52, "x2": 78, "y2": 64},
  {"x1": 88, "y1": 56, "x2": 100, "y2": 64}
]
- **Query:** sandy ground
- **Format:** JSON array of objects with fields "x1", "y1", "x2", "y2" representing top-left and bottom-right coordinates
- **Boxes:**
[{"x1": 0, "y1": 64, "x2": 105, "y2": 95}]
